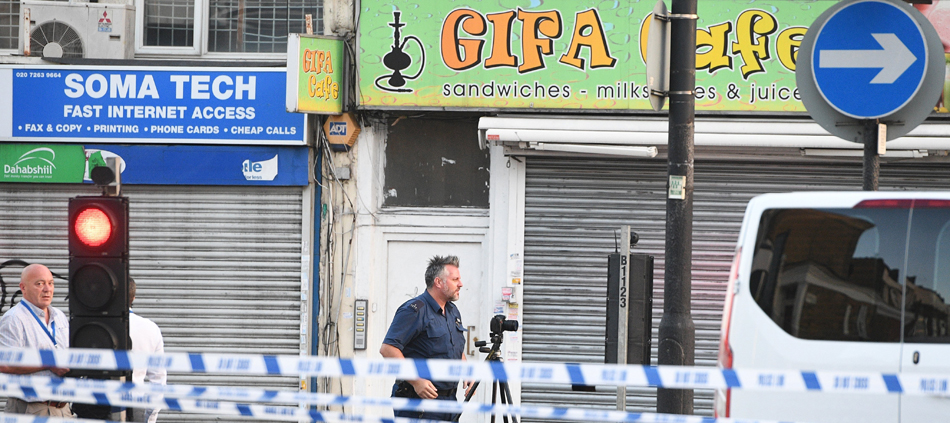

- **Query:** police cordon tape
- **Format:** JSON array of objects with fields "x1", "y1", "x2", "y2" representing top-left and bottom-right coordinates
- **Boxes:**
[
  {"x1": 0, "y1": 372, "x2": 804, "y2": 423},
  {"x1": 0, "y1": 346, "x2": 947, "y2": 396},
  {"x1": 0, "y1": 369, "x2": 817, "y2": 423},
  {"x1": 0, "y1": 379, "x2": 306, "y2": 422},
  {"x1": 0, "y1": 414, "x2": 108, "y2": 423},
  {"x1": 0, "y1": 412, "x2": 444, "y2": 423},
  {"x1": 0, "y1": 413, "x2": 811, "y2": 423}
]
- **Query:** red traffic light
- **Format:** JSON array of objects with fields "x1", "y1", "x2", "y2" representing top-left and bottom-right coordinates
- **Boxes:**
[
  {"x1": 68, "y1": 195, "x2": 130, "y2": 363},
  {"x1": 68, "y1": 196, "x2": 128, "y2": 258},
  {"x1": 74, "y1": 207, "x2": 113, "y2": 247}
]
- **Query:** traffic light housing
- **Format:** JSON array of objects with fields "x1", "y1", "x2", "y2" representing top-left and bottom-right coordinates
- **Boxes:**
[{"x1": 68, "y1": 196, "x2": 130, "y2": 364}]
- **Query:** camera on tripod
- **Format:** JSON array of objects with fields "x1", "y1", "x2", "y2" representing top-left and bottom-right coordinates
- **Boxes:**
[
  {"x1": 475, "y1": 315, "x2": 518, "y2": 353},
  {"x1": 464, "y1": 315, "x2": 520, "y2": 422}
]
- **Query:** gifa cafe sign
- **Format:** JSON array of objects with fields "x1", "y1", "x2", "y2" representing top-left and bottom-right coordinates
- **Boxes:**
[
  {"x1": 358, "y1": 0, "x2": 950, "y2": 113},
  {"x1": 286, "y1": 34, "x2": 345, "y2": 115}
]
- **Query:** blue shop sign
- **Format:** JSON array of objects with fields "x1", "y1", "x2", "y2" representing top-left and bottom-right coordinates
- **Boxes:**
[
  {"x1": 84, "y1": 144, "x2": 309, "y2": 186},
  {"x1": 1, "y1": 66, "x2": 305, "y2": 145}
]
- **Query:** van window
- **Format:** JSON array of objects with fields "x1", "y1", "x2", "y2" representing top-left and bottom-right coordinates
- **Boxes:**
[
  {"x1": 751, "y1": 208, "x2": 906, "y2": 342},
  {"x1": 751, "y1": 206, "x2": 950, "y2": 344}
]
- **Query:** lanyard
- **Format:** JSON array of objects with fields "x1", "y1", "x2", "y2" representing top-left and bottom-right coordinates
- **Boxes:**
[{"x1": 21, "y1": 301, "x2": 56, "y2": 346}]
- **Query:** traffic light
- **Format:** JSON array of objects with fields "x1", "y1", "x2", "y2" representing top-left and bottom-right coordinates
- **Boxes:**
[{"x1": 68, "y1": 195, "x2": 130, "y2": 361}]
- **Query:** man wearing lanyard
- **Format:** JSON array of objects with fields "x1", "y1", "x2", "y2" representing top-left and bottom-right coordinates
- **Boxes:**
[{"x1": 0, "y1": 264, "x2": 71, "y2": 416}]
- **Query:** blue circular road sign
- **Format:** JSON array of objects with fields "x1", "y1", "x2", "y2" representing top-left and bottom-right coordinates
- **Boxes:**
[{"x1": 811, "y1": 0, "x2": 928, "y2": 119}]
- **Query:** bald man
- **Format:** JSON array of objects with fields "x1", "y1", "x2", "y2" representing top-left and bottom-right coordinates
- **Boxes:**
[{"x1": 0, "y1": 264, "x2": 71, "y2": 417}]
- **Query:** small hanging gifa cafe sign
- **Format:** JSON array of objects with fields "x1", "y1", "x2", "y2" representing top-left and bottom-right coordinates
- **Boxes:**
[
  {"x1": 286, "y1": 34, "x2": 345, "y2": 114},
  {"x1": 0, "y1": 144, "x2": 86, "y2": 183}
]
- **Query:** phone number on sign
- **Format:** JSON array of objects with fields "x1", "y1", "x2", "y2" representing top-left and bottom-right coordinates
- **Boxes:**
[{"x1": 15, "y1": 72, "x2": 62, "y2": 78}]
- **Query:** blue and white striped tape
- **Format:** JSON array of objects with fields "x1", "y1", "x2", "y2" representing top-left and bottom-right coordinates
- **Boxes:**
[
  {"x1": 1, "y1": 369, "x2": 944, "y2": 423},
  {"x1": 0, "y1": 372, "x2": 929, "y2": 423},
  {"x1": 0, "y1": 412, "x2": 817, "y2": 423},
  {"x1": 0, "y1": 346, "x2": 947, "y2": 396},
  {"x1": 0, "y1": 414, "x2": 110, "y2": 423},
  {"x1": 0, "y1": 373, "x2": 733, "y2": 423},
  {"x1": 0, "y1": 381, "x2": 307, "y2": 422},
  {"x1": 0, "y1": 414, "x2": 451, "y2": 423}
]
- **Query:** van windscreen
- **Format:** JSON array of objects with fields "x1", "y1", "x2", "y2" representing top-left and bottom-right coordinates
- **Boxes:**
[{"x1": 751, "y1": 206, "x2": 950, "y2": 344}]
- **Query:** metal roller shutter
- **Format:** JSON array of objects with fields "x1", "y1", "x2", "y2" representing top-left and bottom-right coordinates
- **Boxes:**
[
  {"x1": 0, "y1": 183, "x2": 306, "y2": 422},
  {"x1": 520, "y1": 155, "x2": 950, "y2": 419}
]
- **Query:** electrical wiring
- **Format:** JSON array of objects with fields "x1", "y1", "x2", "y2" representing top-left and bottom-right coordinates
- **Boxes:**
[
  {"x1": 315, "y1": 121, "x2": 362, "y2": 406},
  {"x1": 315, "y1": 119, "x2": 338, "y2": 400}
]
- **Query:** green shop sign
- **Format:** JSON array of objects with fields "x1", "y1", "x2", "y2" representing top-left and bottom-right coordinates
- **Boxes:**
[
  {"x1": 0, "y1": 144, "x2": 86, "y2": 183},
  {"x1": 287, "y1": 34, "x2": 345, "y2": 114},
  {"x1": 358, "y1": 0, "x2": 950, "y2": 113}
]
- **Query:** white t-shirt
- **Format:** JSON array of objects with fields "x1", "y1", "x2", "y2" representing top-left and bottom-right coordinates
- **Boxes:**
[
  {"x1": 129, "y1": 311, "x2": 166, "y2": 384},
  {"x1": 130, "y1": 311, "x2": 166, "y2": 423}
]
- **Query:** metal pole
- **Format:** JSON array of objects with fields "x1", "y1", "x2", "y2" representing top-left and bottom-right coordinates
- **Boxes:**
[
  {"x1": 657, "y1": 0, "x2": 696, "y2": 415},
  {"x1": 863, "y1": 120, "x2": 880, "y2": 191}
]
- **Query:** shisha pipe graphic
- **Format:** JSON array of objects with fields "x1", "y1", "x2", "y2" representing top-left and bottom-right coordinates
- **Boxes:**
[{"x1": 375, "y1": 11, "x2": 426, "y2": 93}]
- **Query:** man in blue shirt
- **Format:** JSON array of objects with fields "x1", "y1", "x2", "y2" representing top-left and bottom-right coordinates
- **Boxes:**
[{"x1": 380, "y1": 255, "x2": 470, "y2": 421}]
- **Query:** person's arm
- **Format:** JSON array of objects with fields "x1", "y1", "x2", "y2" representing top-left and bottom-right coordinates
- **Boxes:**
[
  {"x1": 379, "y1": 343, "x2": 404, "y2": 359},
  {"x1": 0, "y1": 365, "x2": 49, "y2": 374},
  {"x1": 380, "y1": 342, "x2": 439, "y2": 399}
]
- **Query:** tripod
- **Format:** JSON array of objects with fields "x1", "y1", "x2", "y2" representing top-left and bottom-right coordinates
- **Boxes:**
[{"x1": 463, "y1": 331, "x2": 518, "y2": 423}]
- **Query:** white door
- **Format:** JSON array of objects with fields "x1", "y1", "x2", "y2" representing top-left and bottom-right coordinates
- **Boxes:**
[
  {"x1": 385, "y1": 239, "x2": 489, "y2": 423},
  {"x1": 900, "y1": 342, "x2": 950, "y2": 422},
  {"x1": 899, "y1": 205, "x2": 950, "y2": 423}
]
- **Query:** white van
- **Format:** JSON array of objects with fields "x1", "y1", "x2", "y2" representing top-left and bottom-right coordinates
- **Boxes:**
[{"x1": 715, "y1": 191, "x2": 950, "y2": 423}]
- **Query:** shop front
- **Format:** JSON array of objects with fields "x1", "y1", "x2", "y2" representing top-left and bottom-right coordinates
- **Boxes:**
[
  {"x1": 353, "y1": 0, "x2": 950, "y2": 418},
  {"x1": 0, "y1": 64, "x2": 315, "y2": 423}
]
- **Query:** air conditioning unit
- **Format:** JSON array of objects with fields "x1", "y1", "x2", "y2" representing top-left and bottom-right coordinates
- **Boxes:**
[{"x1": 19, "y1": 1, "x2": 135, "y2": 59}]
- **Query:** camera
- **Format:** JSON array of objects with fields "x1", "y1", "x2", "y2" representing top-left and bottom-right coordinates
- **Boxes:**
[
  {"x1": 466, "y1": 316, "x2": 521, "y2": 408},
  {"x1": 489, "y1": 314, "x2": 518, "y2": 335}
]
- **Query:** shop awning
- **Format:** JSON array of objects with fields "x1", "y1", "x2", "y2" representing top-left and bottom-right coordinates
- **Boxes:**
[{"x1": 478, "y1": 116, "x2": 950, "y2": 156}]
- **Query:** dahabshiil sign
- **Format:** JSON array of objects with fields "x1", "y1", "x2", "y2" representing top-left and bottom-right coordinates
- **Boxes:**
[{"x1": 0, "y1": 144, "x2": 86, "y2": 183}]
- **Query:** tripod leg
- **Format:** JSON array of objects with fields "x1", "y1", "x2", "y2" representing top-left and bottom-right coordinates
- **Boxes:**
[
  {"x1": 500, "y1": 381, "x2": 518, "y2": 423},
  {"x1": 464, "y1": 381, "x2": 481, "y2": 402},
  {"x1": 499, "y1": 381, "x2": 509, "y2": 423},
  {"x1": 491, "y1": 381, "x2": 499, "y2": 423}
]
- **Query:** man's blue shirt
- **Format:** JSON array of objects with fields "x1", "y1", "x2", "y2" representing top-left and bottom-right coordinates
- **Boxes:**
[{"x1": 383, "y1": 290, "x2": 466, "y2": 390}]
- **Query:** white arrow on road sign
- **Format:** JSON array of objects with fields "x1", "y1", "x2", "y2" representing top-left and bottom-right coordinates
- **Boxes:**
[
  {"x1": 818, "y1": 33, "x2": 917, "y2": 84},
  {"x1": 797, "y1": 0, "x2": 944, "y2": 141}
]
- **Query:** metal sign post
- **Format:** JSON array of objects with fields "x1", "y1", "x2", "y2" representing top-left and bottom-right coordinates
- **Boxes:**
[
  {"x1": 616, "y1": 226, "x2": 631, "y2": 410},
  {"x1": 657, "y1": 0, "x2": 697, "y2": 414},
  {"x1": 646, "y1": 1, "x2": 671, "y2": 112}
]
